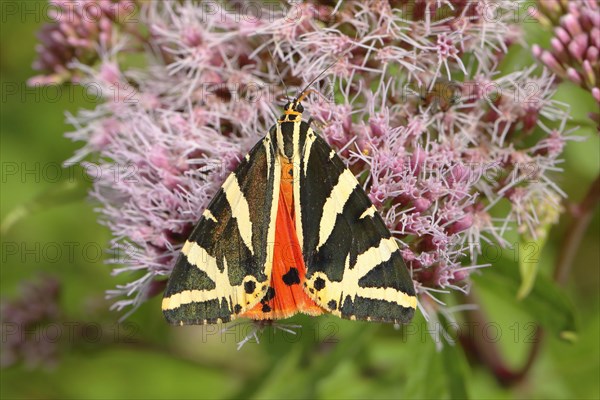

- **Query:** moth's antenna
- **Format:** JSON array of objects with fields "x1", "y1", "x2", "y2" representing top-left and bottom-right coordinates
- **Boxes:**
[
  {"x1": 267, "y1": 47, "x2": 290, "y2": 102},
  {"x1": 296, "y1": 47, "x2": 353, "y2": 102},
  {"x1": 297, "y1": 57, "x2": 339, "y2": 100}
]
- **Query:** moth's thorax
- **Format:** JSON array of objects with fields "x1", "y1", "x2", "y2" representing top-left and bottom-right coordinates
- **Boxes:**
[
  {"x1": 275, "y1": 100, "x2": 306, "y2": 159},
  {"x1": 275, "y1": 121, "x2": 299, "y2": 159}
]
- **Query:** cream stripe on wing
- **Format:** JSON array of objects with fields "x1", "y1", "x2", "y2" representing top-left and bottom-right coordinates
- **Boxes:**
[
  {"x1": 350, "y1": 237, "x2": 416, "y2": 308},
  {"x1": 276, "y1": 124, "x2": 284, "y2": 157},
  {"x1": 181, "y1": 240, "x2": 220, "y2": 285},
  {"x1": 302, "y1": 128, "x2": 315, "y2": 176},
  {"x1": 353, "y1": 236, "x2": 396, "y2": 274},
  {"x1": 202, "y1": 209, "x2": 217, "y2": 223},
  {"x1": 162, "y1": 240, "x2": 223, "y2": 310},
  {"x1": 304, "y1": 237, "x2": 417, "y2": 310},
  {"x1": 223, "y1": 173, "x2": 254, "y2": 255},
  {"x1": 264, "y1": 137, "x2": 272, "y2": 180},
  {"x1": 292, "y1": 120, "x2": 300, "y2": 158},
  {"x1": 356, "y1": 287, "x2": 418, "y2": 308},
  {"x1": 294, "y1": 126, "x2": 312, "y2": 251},
  {"x1": 162, "y1": 241, "x2": 264, "y2": 311},
  {"x1": 293, "y1": 149, "x2": 304, "y2": 252},
  {"x1": 265, "y1": 152, "x2": 281, "y2": 269},
  {"x1": 359, "y1": 205, "x2": 377, "y2": 219},
  {"x1": 316, "y1": 169, "x2": 358, "y2": 250}
]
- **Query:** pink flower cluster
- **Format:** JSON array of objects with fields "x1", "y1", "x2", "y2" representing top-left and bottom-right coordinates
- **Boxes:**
[
  {"x1": 31, "y1": 1, "x2": 573, "y2": 317},
  {"x1": 1, "y1": 277, "x2": 61, "y2": 369},
  {"x1": 29, "y1": 0, "x2": 137, "y2": 85},
  {"x1": 532, "y1": 0, "x2": 599, "y2": 106}
]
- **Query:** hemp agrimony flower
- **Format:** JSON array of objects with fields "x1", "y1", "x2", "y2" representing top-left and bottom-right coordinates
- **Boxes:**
[{"x1": 30, "y1": 1, "x2": 573, "y2": 322}]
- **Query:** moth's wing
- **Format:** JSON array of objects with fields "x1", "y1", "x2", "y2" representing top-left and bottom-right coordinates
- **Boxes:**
[
  {"x1": 163, "y1": 135, "x2": 281, "y2": 325},
  {"x1": 297, "y1": 131, "x2": 416, "y2": 324}
]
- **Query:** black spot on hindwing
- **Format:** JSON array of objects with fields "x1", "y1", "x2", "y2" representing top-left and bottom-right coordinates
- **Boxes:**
[
  {"x1": 282, "y1": 267, "x2": 300, "y2": 285},
  {"x1": 262, "y1": 287, "x2": 276, "y2": 302},
  {"x1": 244, "y1": 281, "x2": 256, "y2": 294},
  {"x1": 314, "y1": 277, "x2": 326, "y2": 291}
]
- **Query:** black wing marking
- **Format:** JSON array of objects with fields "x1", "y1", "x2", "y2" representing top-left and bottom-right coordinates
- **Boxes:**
[
  {"x1": 297, "y1": 131, "x2": 416, "y2": 324},
  {"x1": 163, "y1": 135, "x2": 280, "y2": 325}
]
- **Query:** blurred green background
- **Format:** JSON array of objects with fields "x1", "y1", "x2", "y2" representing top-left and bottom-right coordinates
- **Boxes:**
[{"x1": 1, "y1": 2, "x2": 599, "y2": 399}]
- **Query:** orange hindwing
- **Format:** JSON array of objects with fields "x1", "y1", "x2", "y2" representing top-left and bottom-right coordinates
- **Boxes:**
[{"x1": 240, "y1": 158, "x2": 324, "y2": 319}]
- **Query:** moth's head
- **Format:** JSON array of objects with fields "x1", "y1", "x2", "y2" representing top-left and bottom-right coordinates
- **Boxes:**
[
  {"x1": 284, "y1": 100, "x2": 304, "y2": 114},
  {"x1": 278, "y1": 99, "x2": 304, "y2": 124}
]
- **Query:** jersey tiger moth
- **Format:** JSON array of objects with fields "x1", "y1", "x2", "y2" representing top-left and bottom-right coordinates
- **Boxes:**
[{"x1": 162, "y1": 79, "x2": 417, "y2": 326}]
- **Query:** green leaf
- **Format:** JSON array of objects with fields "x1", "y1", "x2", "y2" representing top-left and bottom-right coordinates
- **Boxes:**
[
  {"x1": 441, "y1": 339, "x2": 470, "y2": 400},
  {"x1": 1, "y1": 169, "x2": 89, "y2": 235},
  {"x1": 517, "y1": 230, "x2": 555, "y2": 300},
  {"x1": 473, "y1": 256, "x2": 578, "y2": 341},
  {"x1": 0, "y1": 346, "x2": 237, "y2": 399},
  {"x1": 233, "y1": 321, "x2": 376, "y2": 400},
  {"x1": 437, "y1": 314, "x2": 470, "y2": 400},
  {"x1": 402, "y1": 320, "x2": 446, "y2": 399},
  {"x1": 301, "y1": 323, "x2": 376, "y2": 398},
  {"x1": 517, "y1": 208, "x2": 558, "y2": 299},
  {"x1": 516, "y1": 235, "x2": 542, "y2": 300},
  {"x1": 402, "y1": 338, "x2": 436, "y2": 398}
]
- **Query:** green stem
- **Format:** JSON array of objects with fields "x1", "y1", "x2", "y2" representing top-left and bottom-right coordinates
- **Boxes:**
[
  {"x1": 554, "y1": 174, "x2": 600, "y2": 285},
  {"x1": 461, "y1": 173, "x2": 600, "y2": 386},
  {"x1": 459, "y1": 291, "x2": 544, "y2": 387}
]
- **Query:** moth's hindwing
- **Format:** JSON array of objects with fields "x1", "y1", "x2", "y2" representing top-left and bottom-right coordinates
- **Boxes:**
[
  {"x1": 297, "y1": 131, "x2": 417, "y2": 324},
  {"x1": 162, "y1": 134, "x2": 281, "y2": 325}
]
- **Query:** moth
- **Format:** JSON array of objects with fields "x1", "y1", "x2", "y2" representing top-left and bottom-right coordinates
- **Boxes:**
[{"x1": 162, "y1": 86, "x2": 417, "y2": 326}]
